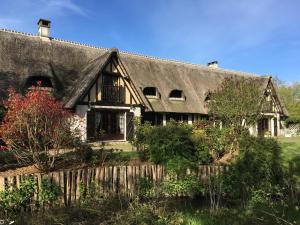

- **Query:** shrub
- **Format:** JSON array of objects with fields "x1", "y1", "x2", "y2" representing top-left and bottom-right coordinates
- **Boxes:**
[
  {"x1": 285, "y1": 116, "x2": 300, "y2": 126},
  {"x1": 0, "y1": 87, "x2": 78, "y2": 172},
  {"x1": 39, "y1": 178, "x2": 61, "y2": 207},
  {"x1": 129, "y1": 120, "x2": 153, "y2": 161},
  {"x1": 136, "y1": 177, "x2": 157, "y2": 199},
  {"x1": 223, "y1": 135, "x2": 284, "y2": 203},
  {"x1": 162, "y1": 173, "x2": 204, "y2": 197},
  {"x1": 146, "y1": 121, "x2": 196, "y2": 174},
  {"x1": 0, "y1": 177, "x2": 36, "y2": 217},
  {"x1": 115, "y1": 200, "x2": 172, "y2": 225}
]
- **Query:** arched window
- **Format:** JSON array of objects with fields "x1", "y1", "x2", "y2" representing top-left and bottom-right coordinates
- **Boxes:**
[
  {"x1": 143, "y1": 87, "x2": 157, "y2": 97},
  {"x1": 25, "y1": 76, "x2": 53, "y2": 89},
  {"x1": 169, "y1": 89, "x2": 183, "y2": 99}
]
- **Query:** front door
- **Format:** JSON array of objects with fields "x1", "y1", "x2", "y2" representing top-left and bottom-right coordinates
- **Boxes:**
[{"x1": 257, "y1": 118, "x2": 269, "y2": 136}]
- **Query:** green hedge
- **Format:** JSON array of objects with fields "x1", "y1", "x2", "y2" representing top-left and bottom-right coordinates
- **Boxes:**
[{"x1": 285, "y1": 116, "x2": 300, "y2": 126}]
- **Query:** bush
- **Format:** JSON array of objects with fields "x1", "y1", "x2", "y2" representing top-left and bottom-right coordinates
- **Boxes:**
[
  {"x1": 39, "y1": 178, "x2": 61, "y2": 207},
  {"x1": 0, "y1": 177, "x2": 36, "y2": 217},
  {"x1": 162, "y1": 173, "x2": 204, "y2": 197},
  {"x1": 129, "y1": 120, "x2": 153, "y2": 161},
  {"x1": 115, "y1": 200, "x2": 172, "y2": 225},
  {"x1": 223, "y1": 135, "x2": 284, "y2": 203},
  {"x1": 285, "y1": 116, "x2": 300, "y2": 126},
  {"x1": 0, "y1": 88, "x2": 78, "y2": 172},
  {"x1": 146, "y1": 121, "x2": 196, "y2": 174}
]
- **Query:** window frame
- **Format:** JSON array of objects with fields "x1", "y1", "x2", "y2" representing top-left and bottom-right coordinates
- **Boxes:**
[{"x1": 169, "y1": 89, "x2": 185, "y2": 101}]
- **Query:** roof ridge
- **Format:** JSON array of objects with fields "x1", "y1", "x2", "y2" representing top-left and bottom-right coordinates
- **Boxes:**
[
  {"x1": 52, "y1": 37, "x2": 109, "y2": 51},
  {"x1": 0, "y1": 28, "x2": 37, "y2": 37},
  {"x1": 120, "y1": 50, "x2": 264, "y2": 78},
  {"x1": 0, "y1": 28, "x2": 109, "y2": 51},
  {"x1": 0, "y1": 28, "x2": 265, "y2": 78}
]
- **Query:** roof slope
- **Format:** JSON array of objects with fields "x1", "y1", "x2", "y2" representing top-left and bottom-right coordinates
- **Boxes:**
[{"x1": 0, "y1": 29, "x2": 278, "y2": 115}]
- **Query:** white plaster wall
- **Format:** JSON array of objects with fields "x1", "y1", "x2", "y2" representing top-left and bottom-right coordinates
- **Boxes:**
[
  {"x1": 130, "y1": 106, "x2": 141, "y2": 117},
  {"x1": 72, "y1": 105, "x2": 89, "y2": 141}
]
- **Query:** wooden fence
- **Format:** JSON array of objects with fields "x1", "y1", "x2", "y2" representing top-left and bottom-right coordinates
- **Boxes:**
[{"x1": 0, "y1": 164, "x2": 226, "y2": 206}]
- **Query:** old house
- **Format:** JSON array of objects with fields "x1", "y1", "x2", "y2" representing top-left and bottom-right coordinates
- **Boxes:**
[{"x1": 0, "y1": 19, "x2": 288, "y2": 141}]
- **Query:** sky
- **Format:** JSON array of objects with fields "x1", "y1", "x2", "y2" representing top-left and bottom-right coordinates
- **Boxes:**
[{"x1": 0, "y1": 0, "x2": 299, "y2": 84}]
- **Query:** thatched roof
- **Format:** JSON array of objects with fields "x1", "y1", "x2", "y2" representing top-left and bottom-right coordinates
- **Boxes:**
[{"x1": 0, "y1": 29, "x2": 286, "y2": 115}]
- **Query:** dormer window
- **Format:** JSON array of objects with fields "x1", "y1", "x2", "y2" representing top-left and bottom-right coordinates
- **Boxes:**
[
  {"x1": 25, "y1": 76, "x2": 53, "y2": 90},
  {"x1": 169, "y1": 89, "x2": 185, "y2": 101},
  {"x1": 143, "y1": 87, "x2": 158, "y2": 98}
]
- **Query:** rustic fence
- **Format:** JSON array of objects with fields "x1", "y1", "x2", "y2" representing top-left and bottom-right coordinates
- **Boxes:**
[{"x1": 0, "y1": 164, "x2": 226, "y2": 206}]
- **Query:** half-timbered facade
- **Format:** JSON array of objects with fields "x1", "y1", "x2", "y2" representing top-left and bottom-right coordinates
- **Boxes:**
[{"x1": 0, "y1": 20, "x2": 288, "y2": 141}]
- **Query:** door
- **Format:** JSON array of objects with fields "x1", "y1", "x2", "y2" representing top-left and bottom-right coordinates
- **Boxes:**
[
  {"x1": 274, "y1": 118, "x2": 278, "y2": 137},
  {"x1": 126, "y1": 112, "x2": 134, "y2": 140},
  {"x1": 87, "y1": 110, "x2": 125, "y2": 141}
]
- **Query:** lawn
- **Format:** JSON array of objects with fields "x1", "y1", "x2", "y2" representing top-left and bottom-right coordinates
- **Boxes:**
[{"x1": 278, "y1": 136, "x2": 300, "y2": 166}]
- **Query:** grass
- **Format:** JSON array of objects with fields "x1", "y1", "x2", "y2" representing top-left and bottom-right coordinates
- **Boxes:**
[
  {"x1": 278, "y1": 136, "x2": 300, "y2": 187},
  {"x1": 278, "y1": 136, "x2": 300, "y2": 166}
]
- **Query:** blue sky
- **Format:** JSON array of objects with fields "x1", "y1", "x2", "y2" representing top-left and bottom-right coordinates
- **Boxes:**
[{"x1": 0, "y1": 0, "x2": 299, "y2": 83}]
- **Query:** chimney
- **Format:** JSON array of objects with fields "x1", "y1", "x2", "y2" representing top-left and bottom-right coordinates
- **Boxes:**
[
  {"x1": 207, "y1": 61, "x2": 219, "y2": 68},
  {"x1": 38, "y1": 19, "x2": 51, "y2": 38}
]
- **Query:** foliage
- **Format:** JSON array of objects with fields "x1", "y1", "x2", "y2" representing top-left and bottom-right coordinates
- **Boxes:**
[
  {"x1": 0, "y1": 87, "x2": 77, "y2": 172},
  {"x1": 285, "y1": 116, "x2": 300, "y2": 126},
  {"x1": 222, "y1": 135, "x2": 284, "y2": 203},
  {"x1": 146, "y1": 121, "x2": 196, "y2": 174},
  {"x1": 39, "y1": 178, "x2": 61, "y2": 207},
  {"x1": 162, "y1": 173, "x2": 204, "y2": 197},
  {"x1": 208, "y1": 77, "x2": 262, "y2": 134},
  {"x1": 206, "y1": 174, "x2": 223, "y2": 214},
  {"x1": 190, "y1": 128, "x2": 212, "y2": 164},
  {"x1": 278, "y1": 82, "x2": 300, "y2": 121},
  {"x1": 0, "y1": 177, "x2": 36, "y2": 216},
  {"x1": 137, "y1": 177, "x2": 157, "y2": 199},
  {"x1": 117, "y1": 200, "x2": 172, "y2": 225},
  {"x1": 129, "y1": 120, "x2": 153, "y2": 161}
]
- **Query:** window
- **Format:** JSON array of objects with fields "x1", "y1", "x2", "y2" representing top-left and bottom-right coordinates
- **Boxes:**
[
  {"x1": 25, "y1": 76, "x2": 52, "y2": 89},
  {"x1": 143, "y1": 87, "x2": 157, "y2": 97},
  {"x1": 169, "y1": 89, "x2": 184, "y2": 100}
]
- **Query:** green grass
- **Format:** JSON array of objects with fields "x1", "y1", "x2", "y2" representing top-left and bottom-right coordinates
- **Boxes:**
[
  {"x1": 278, "y1": 136, "x2": 300, "y2": 166},
  {"x1": 278, "y1": 136, "x2": 300, "y2": 187}
]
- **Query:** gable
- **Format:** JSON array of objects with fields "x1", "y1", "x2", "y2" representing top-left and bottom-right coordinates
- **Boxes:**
[
  {"x1": 79, "y1": 54, "x2": 143, "y2": 106},
  {"x1": 261, "y1": 79, "x2": 286, "y2": 115}
]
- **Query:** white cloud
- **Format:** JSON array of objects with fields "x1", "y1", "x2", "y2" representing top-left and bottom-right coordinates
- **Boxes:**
[
  {"x1": 0, "y1": 18, "x2": 22, "y2": 28},
  {"x1": 42, "y1": 0, "x2": 87, "y2": 16}
]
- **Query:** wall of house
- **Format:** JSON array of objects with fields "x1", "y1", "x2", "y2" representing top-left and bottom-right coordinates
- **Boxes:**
[
  {"x1": 73, "y1": 104, "x2": 142, "y2": 142},
  {"x1": 72, "y1": 105, "x2": 89, "y2": 141},
  {"x1": 82, "y1": 58, "x2": 139, "y2": 105}
]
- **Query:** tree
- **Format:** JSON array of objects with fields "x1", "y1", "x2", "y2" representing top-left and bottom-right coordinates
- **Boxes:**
[
  {"x1": 0, "y1": 87, "x2": 76, "y2": 172},
  {"x1": 208, "y1": 77, "x2": 263, "y2": 135},
  {"x1": 277, "y1": 82, "x2": 300, "y2": 124}
]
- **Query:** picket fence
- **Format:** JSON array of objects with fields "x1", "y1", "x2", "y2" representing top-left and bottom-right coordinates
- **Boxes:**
[{"x1": 0, "y1": 164, "x2": 226, "y2": 206}]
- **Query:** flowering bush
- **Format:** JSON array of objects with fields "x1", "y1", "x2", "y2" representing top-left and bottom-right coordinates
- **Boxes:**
[{"x1": 0, "y1": 86, "x2": 76, "y2": 171}]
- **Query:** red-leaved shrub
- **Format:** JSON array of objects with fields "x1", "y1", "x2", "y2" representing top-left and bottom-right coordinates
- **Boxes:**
[{"x1": 0, "y1": 87, "x2": 76, "y2": 171}]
